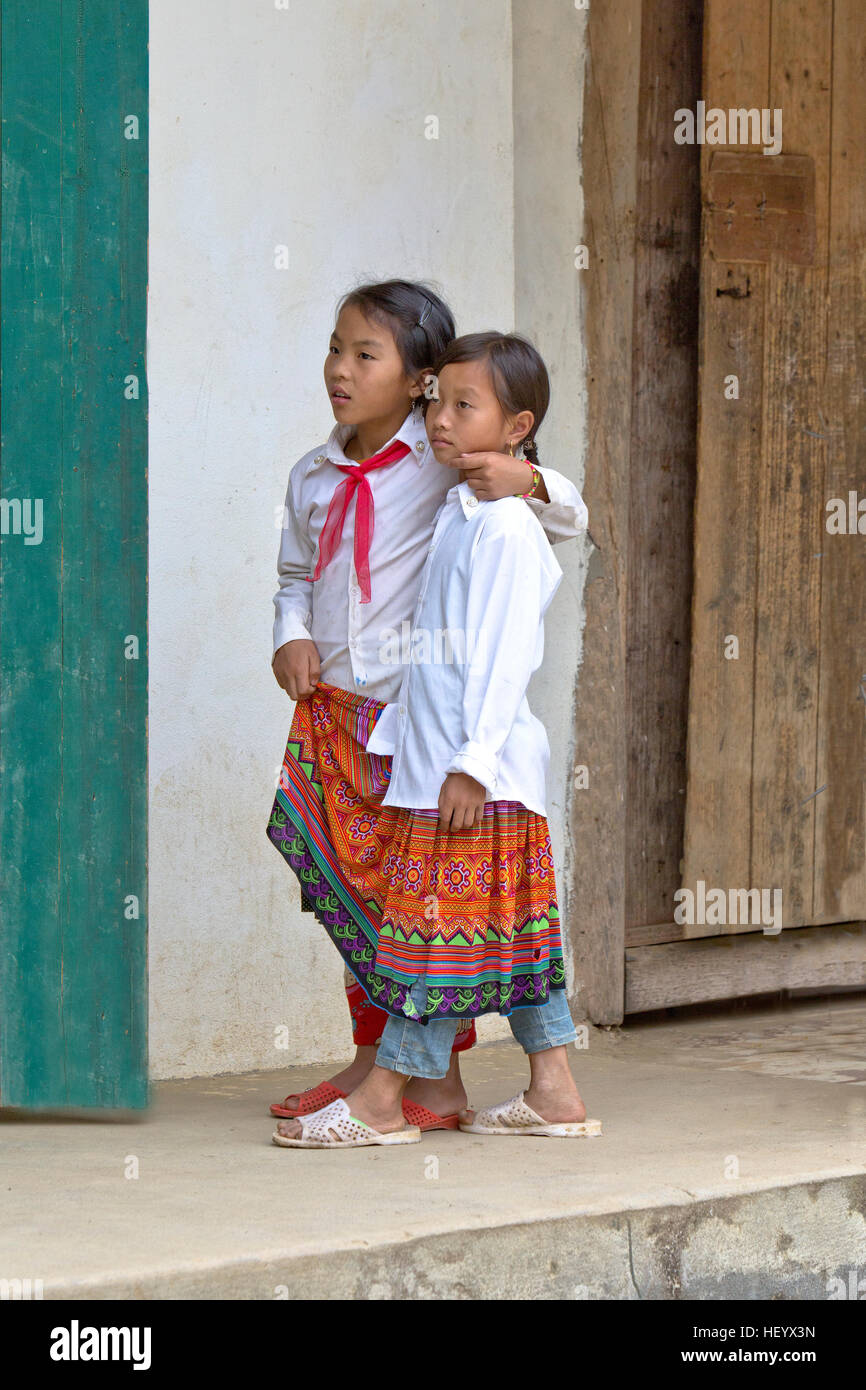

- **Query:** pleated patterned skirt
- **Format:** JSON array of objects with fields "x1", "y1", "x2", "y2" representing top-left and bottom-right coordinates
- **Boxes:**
[{"x1": 266, "y1": 681, "x2": 565, "y2": 1025}]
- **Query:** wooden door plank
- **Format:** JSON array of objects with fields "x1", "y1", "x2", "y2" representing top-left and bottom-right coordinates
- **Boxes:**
[
  {"x1": 749, "y1": 2, "x2": 833, "y2": 928},
  {"x1": 681, "y1": 258, "x2": 766, "y2": 920},
  {"x1": 701, "y1": 0, "x2": 770, "y2": 176},
  {"x1": 750, "y1": 264, "x2": 827, "y2": 927},
  {"x1": 813, "y1": 0, "x2": 866, "y2": 923},
  {"x1": 681, "y1": 0, "x2": 770, "y2": 936},
  {"x1": 573, "y1": 0, "x2": 644, "y2": 1021},
  {"x1": 625, "y1": 921, "x2": 866, "y2": 1013},
  {"x1": 769, "y1": 0, "x2": 833, "y2": 260},
  {"x1": 625, "y1": 0, "x2": 702, "y2": 939}
]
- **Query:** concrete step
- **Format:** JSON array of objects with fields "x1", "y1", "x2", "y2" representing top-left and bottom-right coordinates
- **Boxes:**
[{"x1": 2, "y1": 1021, "x2": 865, "y2": 1299}]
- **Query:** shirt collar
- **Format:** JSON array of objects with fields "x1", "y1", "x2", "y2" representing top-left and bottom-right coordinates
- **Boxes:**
[
  {"x1": 450, "y1": 478, "x2": 485, "y2": 519},
  {"x1": 318, "y1": 409, "x2": 430, "y2": 468}
]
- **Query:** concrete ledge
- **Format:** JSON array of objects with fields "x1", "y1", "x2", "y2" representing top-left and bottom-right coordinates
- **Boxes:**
[
  {"x1": 43, "y1": 1176, "x2": 866, "y2": 1300},
  {"x1": 3, "y1": 1031, "x2": 866, "y2": 1300}
]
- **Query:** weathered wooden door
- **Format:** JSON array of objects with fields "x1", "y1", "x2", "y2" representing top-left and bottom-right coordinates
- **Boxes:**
[
  {"x1": 0, "y1": 1, "x2": 148, "y2": 1106},
  {"x1": 682, "y1": 0, "x2": 866, "y2": 938}
]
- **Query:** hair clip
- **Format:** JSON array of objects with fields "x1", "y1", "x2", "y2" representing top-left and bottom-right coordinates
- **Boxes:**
[{"x1": 416, "y1": 298, "x2": 432, "y2": 327}]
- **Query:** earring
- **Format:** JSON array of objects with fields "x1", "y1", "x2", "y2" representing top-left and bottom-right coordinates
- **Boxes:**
[{"x1": 506, "y1": 441, "x2": 515, "y2": 457}]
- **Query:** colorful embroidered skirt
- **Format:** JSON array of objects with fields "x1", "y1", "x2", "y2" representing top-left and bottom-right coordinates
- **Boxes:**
[
  {"x1": 266, "y1": 683, "x2": 565, "y2": 1025},
  {"x1": 375, "y1": 803, "x2": 565, "y2": 1022},
  {"x1": 265, "y1": 683, "x2": 484, "y2": 1035}
]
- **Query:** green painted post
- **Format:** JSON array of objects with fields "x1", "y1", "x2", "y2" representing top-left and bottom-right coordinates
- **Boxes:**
[{"x1": 0, "y1": 1, "x2": 148, "y2": 1107}]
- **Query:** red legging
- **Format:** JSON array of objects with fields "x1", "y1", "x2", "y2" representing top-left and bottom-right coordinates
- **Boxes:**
[{"x1": 345, "y1": 978, "x2": 476, "y2": 1052}]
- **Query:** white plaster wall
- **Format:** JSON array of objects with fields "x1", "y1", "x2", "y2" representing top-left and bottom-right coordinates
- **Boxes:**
[
  {"x1": 513, "y1": 1, "x2": 590, "y2": 1002},
  {"x1": 147, "y1": 0, "x2": 523, "y2": 1077}
]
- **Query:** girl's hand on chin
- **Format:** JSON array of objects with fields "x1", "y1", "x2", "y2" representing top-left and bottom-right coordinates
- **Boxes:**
[{"x1": 455, "y1": 451, "x2": 535, "y2": 501}]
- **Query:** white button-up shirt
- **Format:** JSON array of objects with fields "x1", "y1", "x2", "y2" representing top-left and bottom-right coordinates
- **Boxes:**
[
  {"x1": 273, "y1": 409, "x2": 587, "y2": 704},
  {"x1": 365, "y1": 481, "x2": 563, "y2": 816}
]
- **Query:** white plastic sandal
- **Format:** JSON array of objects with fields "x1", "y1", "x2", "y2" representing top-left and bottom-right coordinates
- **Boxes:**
[
  {"x1": 271, "y1": 1097, "x2": 422, "y2": 1149},
  {"x1": 458, "y1": 1090, "x2": 602, "y2": 1137}
]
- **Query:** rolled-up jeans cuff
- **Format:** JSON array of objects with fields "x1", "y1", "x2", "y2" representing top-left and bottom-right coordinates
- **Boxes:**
[
  {"x1": 508, "y1": 986, "x2": 577, "y2": 1053},
  {"x1": 376, "y1": 1017, "x2": 457, "y2": 1079},
  {"x1": 374, "y1": 976, "x2": 458, "y2": 1079}
]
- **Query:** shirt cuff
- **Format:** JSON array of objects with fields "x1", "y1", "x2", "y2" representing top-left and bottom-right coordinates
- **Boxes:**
[
  {"x1": 445, "y1": 742, "x2": 499, "y2": 799},
  {"x1": 273, "y1": 610, "x2": 313, "y2": 657},
  {"x1": 530, "y1": 468, "x2": 589, "y2": 538}
]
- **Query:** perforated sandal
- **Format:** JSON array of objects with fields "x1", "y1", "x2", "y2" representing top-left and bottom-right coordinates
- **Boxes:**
[
  {"x1": 272, "y1": 1087, "x2": 460, "y2": 1130},
  {"x1": 400, "y1": 1100, "x2": 461, "y2": 1131},
  {"x1": 269, "y1": 1080, "x2": 347, "y2": 1118},
  {"x1": 271, "y1": 1097, "x2": 422, "y2": 1149},
  {"x1": 458, "y1": 1090, "x2": 602, "y2": 1138}
]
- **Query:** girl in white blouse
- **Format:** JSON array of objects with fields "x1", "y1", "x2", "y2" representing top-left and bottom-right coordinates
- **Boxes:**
[{"x1": 274, "y1": 333, "x2": 601, "y2": 1149}]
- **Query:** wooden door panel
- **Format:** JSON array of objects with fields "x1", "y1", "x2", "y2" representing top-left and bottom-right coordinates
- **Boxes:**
[
  {"x1": 814, "y1": 0, "x2": 866, "y2": 923},
  {"x1": 682, "y1": 0, "x2": 866, "y2": 939}
]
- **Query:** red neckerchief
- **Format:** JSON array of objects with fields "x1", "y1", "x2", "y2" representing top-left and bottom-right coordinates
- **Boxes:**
[{"x1": 312, "y1": 437, "x2": 412, "y2": 602}]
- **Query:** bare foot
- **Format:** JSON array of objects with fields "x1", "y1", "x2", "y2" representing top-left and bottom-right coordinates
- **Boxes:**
[
  {"x1": 275, "y1": 1073, "x2": 409, "y2": 1141},
  {"x1": 522, "y1": 1078, "x2": 586, "y2": 1123},
  {"x1": 277, "y1": 1051, "x2": 377, "y2": 1110},
  {"x1": 459, "y1": 1079, "x2": 586, "y2": 1127},
  {"x1": 403, "y1": 1074, "x2": 468, "y2": 1116}
]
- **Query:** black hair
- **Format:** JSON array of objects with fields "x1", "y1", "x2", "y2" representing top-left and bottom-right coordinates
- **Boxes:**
[
  {"x1": 430, "y1": 331, "x2": 549, "y2": 466},
  {"x1": 335, "y1": 279, "x2": 456, "y2": 384}
]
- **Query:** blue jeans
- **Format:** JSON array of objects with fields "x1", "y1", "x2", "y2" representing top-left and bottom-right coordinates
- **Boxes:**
[{"x1": 376, "y1": 980, "x2": 578, "y2": 1080}]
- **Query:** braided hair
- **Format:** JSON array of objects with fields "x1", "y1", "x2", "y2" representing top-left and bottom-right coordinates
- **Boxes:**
[{"x1": 522, "y1": 434, "x2": 541, "y2": 467}]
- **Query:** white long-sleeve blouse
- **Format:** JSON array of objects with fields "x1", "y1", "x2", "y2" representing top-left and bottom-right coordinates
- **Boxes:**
[
  {"x1": 365, "y1": 481, "x2": 563, "y2": 816},
  {"x1": 273, "y1": 409, "x2": 587, "y2": 705}
]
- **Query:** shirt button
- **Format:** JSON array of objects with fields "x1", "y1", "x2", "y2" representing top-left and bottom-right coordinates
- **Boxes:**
[
  {"x1": 466, "y1": 496, "x2": 478, "y2": 509},
  {"x1": 314, "y1": 455, "x2": 325, "y2": 464},
  {"x1": 415, "y1": 441, "x2": 425, "y2": 453},
  {"x1": 398, "y1": 706, "x2": 406, "y2": 717}
]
